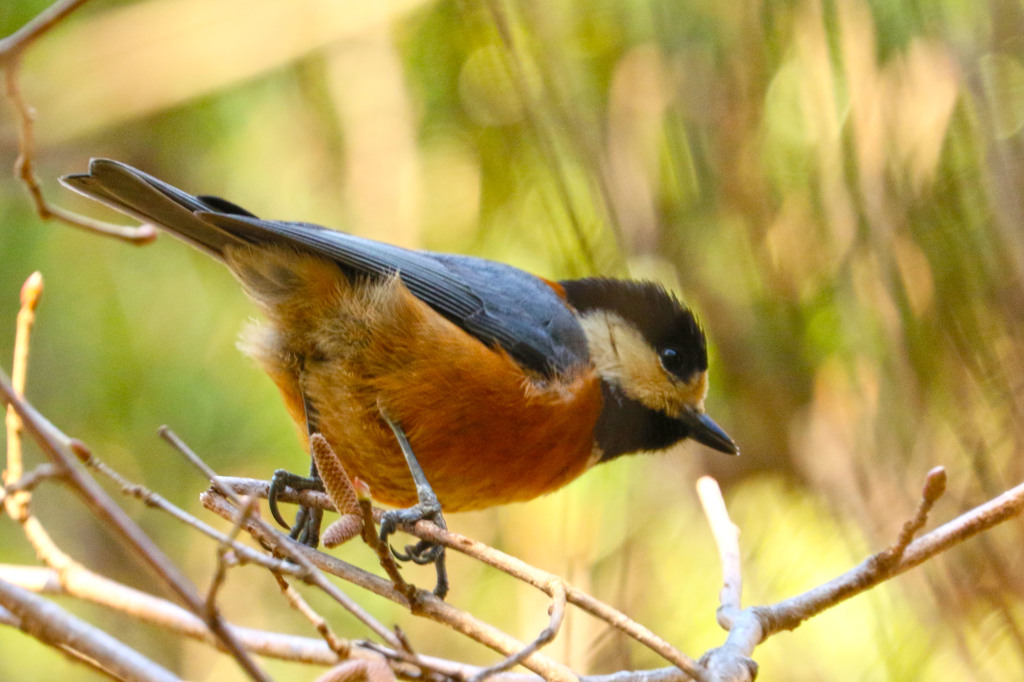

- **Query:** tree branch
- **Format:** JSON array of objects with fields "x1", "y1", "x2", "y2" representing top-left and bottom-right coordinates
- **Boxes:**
[
  {"x1": 0, "y1": 370, "x2": 269, "y2": 681},
  {"x1": 0, "y1": 1, "x2": 158, "y2": 245},
  {"x1": 696, "y1": 477, "x2": 742, "y2": 629},
  {"x1": 0, "y1": 576, "x2": 179, "y2": 682},
  {"x1": 201, "y1": 491, "x2": 579, "y2": 682},
  {"x1": 0, "y1": 0, "x2": 93, "y2": 60},
  {"x1": 212, "y1": 476, "x2": 704, "y2": 679},
  {"x1": 697, "y1": 466, "x2": 1024, "y2": 681},
  {"x1": 0, "y1": 565, "x2": 340, "y2": 665}
]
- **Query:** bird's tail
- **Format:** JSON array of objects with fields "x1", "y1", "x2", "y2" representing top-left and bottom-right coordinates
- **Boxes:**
[{"x1": 60, "y1": 159, "x2": 252, "y2": 259}]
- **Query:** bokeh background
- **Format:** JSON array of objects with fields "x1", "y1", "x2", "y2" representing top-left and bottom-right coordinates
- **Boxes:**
[{"x1": 2, "y1": 0, "x2": 1024, "y2": 679}]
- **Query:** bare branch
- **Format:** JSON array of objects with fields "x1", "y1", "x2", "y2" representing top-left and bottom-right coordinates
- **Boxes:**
[
  {"x1": 1, "y1": 66, "x2": 158, "y2": 245},
  {"x1": 75, "y1": 441, "x2": 309, "y2": 580},
  {"x1": 882, "y1": 466, "x2": 947, "y2": 567},
  {"x1": 201, "y1": 491, "x2": 578, "y2": 682},
  {"x1": 160, "y1": 426, "x2": 405, "y2": 653},
  {"x1": 0, "y1": 462, "x2": 58, "y2": 499},
  {"x1": 212, "y1": 475, "x2": 337, "y2": 513},
  {"x1": 1, "y1": 2, "x2": 157, "y2": 244},
  {"x1": 470, "y1": 582, "x2": 568, "y2": 682},
  {"x1": 314, "y1": 658, "x2": 397, "y2": 682},
  {"x1": 273, "y1": 573, "x2": 352, "y2": 660},
  {"x1": 205, "y1": 495, "x2": 258, "y2": 616},
  {"x1": 3, "y1": 272, "x2": 42, "y2": 522},
  {"x1": 0, "y1": 374, "x2": 270, "y2": 681},
  {"x1": 695, "y1": 478, "x2": 757, "y2": 682},
  {"x1": 696, "y1": 477, "x2": 742, "y2": 629},
  {"x1": 1, "y1": 272, "x2": 97, "y2": 614},
  {"x1": 405, "y1": 517, "x2": 703, "y2": 679},
  {"x1": 759, "y1": 466, "x2": 962, "y2": 633},
  {"x1": 356, "y1": 481, "x2": 416, "y2": 600},
  {"x1": 1, "y1": 564, "x2": 343, "y2": 665},
  {"x1": 209, "y1": 473, "x2": 706, "y2": 678},
  {"x1": 214, "y1": 473, "x2": 704, "y2": 678},
  {"x1": 0, "y1": 0, "x2": 93, "y2": 60},
  {"x1": 698, "y1": 468, "x2": 1024, "y2": 681},
  {"x1": 0, "y1": 576, "x2": 179, "y2": 682},
  {"x1": 8, "y1": 559, "x2": 582, "y2": 682}
]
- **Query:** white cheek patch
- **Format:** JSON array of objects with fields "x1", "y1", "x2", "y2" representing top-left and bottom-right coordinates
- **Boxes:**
[{"x1": 579, "y1": 310, "x2": 709, "y2": 417}]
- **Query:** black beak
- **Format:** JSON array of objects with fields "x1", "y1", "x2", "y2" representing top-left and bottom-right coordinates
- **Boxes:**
[{"x1": 682, "y1": 409, "x2": 739, "y2": 455}]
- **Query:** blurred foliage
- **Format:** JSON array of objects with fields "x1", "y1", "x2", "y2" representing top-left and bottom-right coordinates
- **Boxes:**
[{"x1": 2, "y1": 0, "x2": 1024, "y2": 679}]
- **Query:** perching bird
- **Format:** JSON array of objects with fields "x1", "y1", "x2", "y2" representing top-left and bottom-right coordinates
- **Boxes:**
[{"x1": 62, "y1": 159, "x2": 738, "y2": 587}]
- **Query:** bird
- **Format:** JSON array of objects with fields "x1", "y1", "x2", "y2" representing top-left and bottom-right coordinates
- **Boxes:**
[{"x1": 61, "y1": 159, "x2": 738, "y2": 593}]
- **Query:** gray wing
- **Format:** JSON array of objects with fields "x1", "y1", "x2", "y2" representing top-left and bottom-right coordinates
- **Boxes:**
[{"x1": 61, "y1": 159, "x2": 589, "y2": 377}]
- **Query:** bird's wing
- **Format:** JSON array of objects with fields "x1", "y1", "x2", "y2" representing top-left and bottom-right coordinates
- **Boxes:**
[{"x1": 62, "y1": 159, "x2": 589, "y2": 377}]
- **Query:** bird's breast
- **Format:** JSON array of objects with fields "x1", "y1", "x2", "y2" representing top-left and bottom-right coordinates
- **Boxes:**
[{"x1": 236, "y1": 252, "x2": 604, "y2": 511}]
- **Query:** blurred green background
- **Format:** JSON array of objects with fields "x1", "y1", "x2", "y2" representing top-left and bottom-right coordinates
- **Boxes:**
[{"x1": 2, "y1": 0, "x2": 1024, "y2": 679}]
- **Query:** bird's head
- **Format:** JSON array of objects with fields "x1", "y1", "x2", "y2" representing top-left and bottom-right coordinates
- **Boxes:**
[{"x1": 560, "y1": 278, "x2": 738, "y2": 461}]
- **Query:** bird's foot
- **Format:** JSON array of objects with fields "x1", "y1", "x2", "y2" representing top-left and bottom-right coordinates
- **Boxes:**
[
  {"x1": 268, "y1": 468, "x2": 324, "y2": 547},
  {"x1": 379, "y1": 493, "x2": 449, "y2": 600},
  {"x1": 378, "y1": 409, "x2": 449, "y2": 600}
]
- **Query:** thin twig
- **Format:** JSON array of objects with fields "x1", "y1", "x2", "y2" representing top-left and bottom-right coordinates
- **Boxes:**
[
  {"x1": 696, "y1": 477, "x2": 742, "y2": 629},
  {"x1": 315, "y1": 658, "x2": 399, "y2": 682},
  {"x1": 4, "y1": 561, "x2": 542, "y2": 680},
  {"x1": 74, "y1": 442, "x2": 307, "y2": 578},
  {"x1": 0, "y1": 0, "x2": 93, "y2": 60},
  {"x1": 2, "y1": 564, "x2": 363, "y2": 667},
  {"x1": 358, "y1": 485, "x2": 415, "y2": 600},
  {"x1": 2, "y1": 26, "x2": 157, "y2": 245},
  {"x1": 470, "y1": 582, "x2": 568, "y2": 682},
  {"x1": 759, "y1": 466, "x2": 953, "y2": 633},
  {"x1": 699, "y1": 467, "x2": 1024, "y2": 682},
  {"x1": 891, "y1": 472, "x2": 1023, "y2": 573},
  {"x1": 3, "y1": 67, "x2": 158, "y2": 245},
  {"x1": 158, "y1": 426, "x2": 222, "y2": 482},
  {"x1": 213, "y1": 476, "x2": 337, "y2": 513},
  {"x1": 3, "y1": 272, "x2": 42, "y2": 522},
  {"x1": 409, "y1": 519, "x2": 702, "y2": 679},
  {"x1": 0, "y1": 274, "x2": 166, "y2": 679},
  {"x1": 206, "y1": 495, "x2": 258, "y2": 615},
  {"x1": 201, "y1": 491, "x2": 578, "y2": 682},
  {"x1": 882, "y1": 466, "x2": 947, "y2": 567},
  {"x1": 0, "y1": 373, "x2": 270, "y2": 681},
  {"x1": 273, "y1": 573, "x2": 351, "y2": 659},
  {"x1": 207, "y1": 474, "x2": 702, "y2": 679},
  {"x1": 695, "y1": 479, "x2": 756, "y2": 682},
  {"x1": 0, "y1": 272, "x2": 84, "y2": 588},
  {"x1": 0, "y1": 577, "x2": 179, "y2": 682},
  {"x1": 1, "y1": 463, "x2": 58, "y2": 497},
  {"x1": 160, "y1": 426, "x2": 406, "y2": 652}
]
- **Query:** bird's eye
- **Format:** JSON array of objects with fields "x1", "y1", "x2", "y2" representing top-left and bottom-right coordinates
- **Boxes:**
[{"x1": 659, "y1": 347, "x2": 683, "y2": 373}]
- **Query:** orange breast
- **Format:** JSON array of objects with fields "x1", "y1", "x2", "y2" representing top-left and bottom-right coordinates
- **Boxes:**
[{"x1": 231, "y1": 247, "x2": 604, "y2": 512}]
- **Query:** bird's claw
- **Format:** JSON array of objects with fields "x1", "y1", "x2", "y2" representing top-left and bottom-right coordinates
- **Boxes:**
[
  {"x1": 380, "y1": 503, "x2": 447, "y2": 564},
  {"x1": 378, "y1": 505, "x2": 450, "y2": 597},
  {"x1": 392, "y1": 539, "x2": 444, "y2": 565},
  {"x1": 290, "y1": 503, "x2": 323, "y2": 547},
  {"x1": 268, "y1": 468, "x2": 325, "y2": 547}
]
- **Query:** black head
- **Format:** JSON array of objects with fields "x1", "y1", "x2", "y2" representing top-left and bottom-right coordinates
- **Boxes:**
[
  {"x1": 560, "y1": 277, "x2": 737, "y2": 460},
  {"x1": 560, "y1": 278, "x2": 707, "y2": 381}
]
